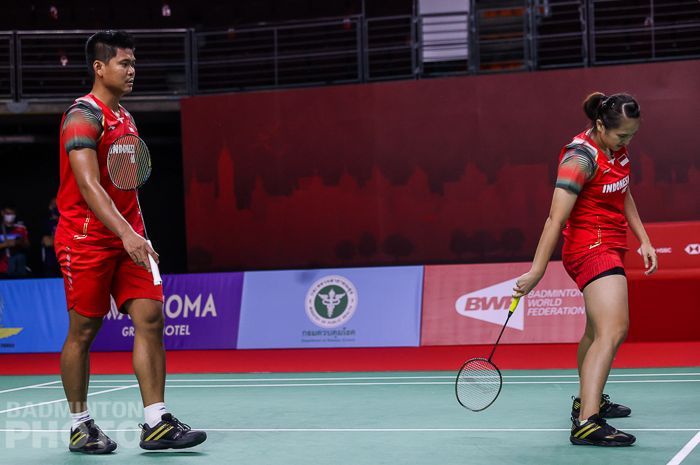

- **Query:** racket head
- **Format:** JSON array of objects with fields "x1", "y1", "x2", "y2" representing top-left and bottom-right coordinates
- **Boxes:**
[
  {"x1": 107, "y1": 134, "x2": 152, "y2": 190},
  {"x1": 455, "y1": 357, "x2": 503, "y2": 412}
]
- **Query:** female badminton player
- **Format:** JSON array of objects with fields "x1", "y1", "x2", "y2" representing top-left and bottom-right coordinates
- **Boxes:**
[{"x1": 512, "y1": 92, "x2": 657, "y2": 447}]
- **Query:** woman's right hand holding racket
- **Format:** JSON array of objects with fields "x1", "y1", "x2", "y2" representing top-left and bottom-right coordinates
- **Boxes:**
[
  {"x1": 121, "y1": 229, "x2": 159, "y2": 271},
  {"x1": 513, "y1": 269, "x2": 543, "y2": 299}
]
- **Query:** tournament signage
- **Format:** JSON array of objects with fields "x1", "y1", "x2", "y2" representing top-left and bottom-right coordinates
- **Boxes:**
[
  {"x1": 92, "y1": 272, "x2": 243, "y2": 351},
  {"x1": 237, "y1": 266, "x2": 423, "y2": 349},
  {"x1": 421, "y1": 262, "x2": 585, "y2": 345},
  {"x1": 305, "y1": 275, "x2": 359, "y2": 329},
  {"x1": 0, "y1": 278, "x2": 68, "y2": 353},
  {"x1": 624, "y1": 221, "x2": 700, "y2": 271}
]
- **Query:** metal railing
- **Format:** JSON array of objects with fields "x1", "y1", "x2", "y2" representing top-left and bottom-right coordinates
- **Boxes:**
[
  {"x1": 365, "y1": 15, "x2": 415, "y2": 80},
  {"x1": 536, "y1": 0, "x2": 588, "y2": 69},
  {"x1": 14, "y1": 29, "x2": 191, "y2": 101},
  {"x1": 1, "y1": 0, "x2": 699, "y2": 101},
  {"x1": 591, "y1": 0, "x2": 700, "y2": 64},
  {"x1": 0, "y1": 33, "x2": 13, "y2": 99},
  {"x1": 194, "y1": 17, "x2": 362, "y2": 92}
]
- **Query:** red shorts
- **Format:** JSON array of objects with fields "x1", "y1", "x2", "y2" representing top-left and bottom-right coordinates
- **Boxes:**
[
  {"x1": 55, "y1": 238, "x2": 163, "y2": 318},
  {"x1": 562, "y1": 245, "x2": 626, "y2": 291}
]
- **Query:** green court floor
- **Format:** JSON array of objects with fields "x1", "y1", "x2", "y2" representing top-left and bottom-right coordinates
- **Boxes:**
[{"x1": 1, "y1": 368, "x2": 699, "y2": 465}]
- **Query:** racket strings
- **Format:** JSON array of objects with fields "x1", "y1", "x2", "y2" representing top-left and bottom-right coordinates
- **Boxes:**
[
  {"x1": 456, "y1": 358, "x2": 502, "y2": 412},
  {"x1": 107, "y1": 135, "x2": 152, "y2": 190}
]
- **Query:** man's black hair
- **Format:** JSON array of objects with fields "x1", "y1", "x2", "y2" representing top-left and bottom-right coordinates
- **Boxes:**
[{"x1": 85, "y1": 30, "x2": 135, "y2": 77}]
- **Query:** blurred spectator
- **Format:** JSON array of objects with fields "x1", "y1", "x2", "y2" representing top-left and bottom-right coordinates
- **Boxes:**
[
  {"x1": 0, "y1": 206, "x2": 30, "y2": 278},
  {"x1": 42, "y1": 197, "x2": 61, "y2": 277}
]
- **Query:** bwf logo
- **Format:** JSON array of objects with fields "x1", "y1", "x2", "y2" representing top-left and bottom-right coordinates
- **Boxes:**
[
  {"x1": 455, "y1": 278, "x2": 524, "y2": 331},
  {"x1": 461, "y1": 296, "x2": 512, "y2": 311},
  {"x1": 685, "y1": 244, "x2": 700, "y2": 255}
]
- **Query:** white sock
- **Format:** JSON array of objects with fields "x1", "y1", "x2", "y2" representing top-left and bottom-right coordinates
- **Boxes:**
[
  {"x1": 71, "y1": 410, "x2": 92, "y2": 430},
  {"x1": 144, "y1": 402, "x2": 169, "y2": 428}
]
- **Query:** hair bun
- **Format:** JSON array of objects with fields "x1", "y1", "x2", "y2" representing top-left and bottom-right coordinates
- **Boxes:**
[
  {"x1": 583, "y1": 92, "x2": 640, "y2": 131},
  {"x1": 583, "y1": 92, "x2": 606, "y2": 120}
]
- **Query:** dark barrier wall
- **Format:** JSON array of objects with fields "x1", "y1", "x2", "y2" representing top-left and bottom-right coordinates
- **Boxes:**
[
  {"x1": 0, "y1": 112, "x2": 187, "y2": 276},
  {"x1": 181, "y1": 60, "x2": 700, "y2": 272}
]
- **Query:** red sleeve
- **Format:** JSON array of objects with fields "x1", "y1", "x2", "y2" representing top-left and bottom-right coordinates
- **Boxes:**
[
  {"x1": 62, "y1": 106, "x2": 103, "y2": 154},
  {"x1": 555, "y1": 150, "x2": 596, "y2": 194}
]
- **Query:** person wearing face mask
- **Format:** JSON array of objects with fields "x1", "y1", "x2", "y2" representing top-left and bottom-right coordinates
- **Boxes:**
[
  {"x1": 0, "y1": 206, "x2": 30, "y2": 278},
  {"x1": 513, "y1": 92, "x2": 658, "y2": 447},
  {"x1": 41, "y1": 197, "x2": 61, "y2": 277}
]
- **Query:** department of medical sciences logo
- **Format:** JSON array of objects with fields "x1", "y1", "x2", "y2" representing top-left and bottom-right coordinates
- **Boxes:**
[
  {"x1": 305, "y1": 275, "x2": 358, "y2": 328},
  {"x1": 0, "y1": 293, "x2": 23, "y2": 340}
]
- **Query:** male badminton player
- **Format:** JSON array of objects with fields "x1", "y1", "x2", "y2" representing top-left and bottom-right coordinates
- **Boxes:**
[
  {"x1": 512, "y1": 93, "x2": 657, "y2": 446},
  {"x1": 55, "y1": 30, "x2": 206, "y2": 453}
]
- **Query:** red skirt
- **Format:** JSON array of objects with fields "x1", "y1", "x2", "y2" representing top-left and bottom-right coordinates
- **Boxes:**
[{"x1": 562, "y1": 245, "x2": 626, "y2": 291}]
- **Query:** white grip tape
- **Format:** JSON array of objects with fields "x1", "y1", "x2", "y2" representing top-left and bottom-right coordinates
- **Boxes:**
[{"x1": 146, "y1": 240, "x2": 162, "y2": 286}]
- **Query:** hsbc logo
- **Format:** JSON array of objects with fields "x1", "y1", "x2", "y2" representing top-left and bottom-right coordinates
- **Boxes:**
[
  {"x1": 637, "y1": 246, "x2": 672, "y2": 255},
  {"x1": 686, "y1": 244, "x2": 700, "y2": 255},
  {"x1": 455, "y1": 278, "x2": 524, "y2": 331}
]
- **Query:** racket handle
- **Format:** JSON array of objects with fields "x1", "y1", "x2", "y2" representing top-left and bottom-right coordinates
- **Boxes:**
[
  {"x1": 146, "y1": 240, "x2": 162, "y2": 286},
  {"x1": 509, "y1": 296, "x2": 521, "y2": 313}
]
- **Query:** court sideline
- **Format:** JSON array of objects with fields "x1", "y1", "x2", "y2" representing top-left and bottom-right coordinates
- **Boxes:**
[{"x1": 1, "y1": 368, "x2": 699, "y2": 465}]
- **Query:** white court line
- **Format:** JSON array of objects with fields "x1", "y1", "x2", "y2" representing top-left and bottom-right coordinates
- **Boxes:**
[
  {"x1": 32, "y1": 382, "x2": 454, "y2": 388},
  {"x1": 0, "y1": 385, "x2": 137, "y2": 415},
  {"x1": 90, "y1": 376, "x2": 463, "y2": 382},
  {"x1": 28, "y1": 379, "x2": 700, "y2": 389},
  {"x1": 35, "y1": 381, "x2": 459, "y2": 388},
  {"x1": 0, "y1": 380, "x2": 61, "y2": 395},
  {"x1": 667, "y1": 431, "x2": 700, "y2": 465},
  {"x1": 88, "y1": 372, "x2": 700, "y2": 383},
  {"x1": 510, "y1": 379, "x2": 700, "y2": 385},
  {"x1": 0, "y1": 427, "x2": 698, "y2": 433}
]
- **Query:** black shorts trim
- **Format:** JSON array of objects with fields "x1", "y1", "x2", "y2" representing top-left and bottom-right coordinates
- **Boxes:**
[{"x1": 582, "y1": 267, "x2": 626, "y2": 290}]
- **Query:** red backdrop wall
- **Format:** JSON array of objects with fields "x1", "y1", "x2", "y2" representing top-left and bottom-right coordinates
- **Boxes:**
[{"x1": 181, "y1": 59, "x2": 700, "y2": 272}]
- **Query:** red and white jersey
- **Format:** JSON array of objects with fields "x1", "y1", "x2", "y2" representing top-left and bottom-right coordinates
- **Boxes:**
[
  {"x1": 56, "y1": 93, "x2": 144, "y2": 248},
  {"x1": 558, "y1": 130, "x2": 630, "y2": 254}
]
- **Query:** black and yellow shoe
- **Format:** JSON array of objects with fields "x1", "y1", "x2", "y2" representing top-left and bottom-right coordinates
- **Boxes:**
[
  {"x1": 68, "y1": 419, "x2": 117, "y2": 454},
  {"x1": 139, "y1": 413, "x2": 207, "y2": 450},
  {"x1": 571, "y1": 394, "x2": 631, "y2": 419},
  {"x1": 570, "y1": 414, "x2": 636, "y2": 446}
]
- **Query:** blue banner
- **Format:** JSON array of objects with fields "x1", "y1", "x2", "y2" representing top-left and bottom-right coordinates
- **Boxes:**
[
  {"x1": 0, "y1": 278, "x2": 68, "y2": 353},
  {"x1": 92, "y1": 272, "x2": 244, "y2": 351},
  {"x1": 237, "y1": 266, "x2": 423, "y2": 348}
]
